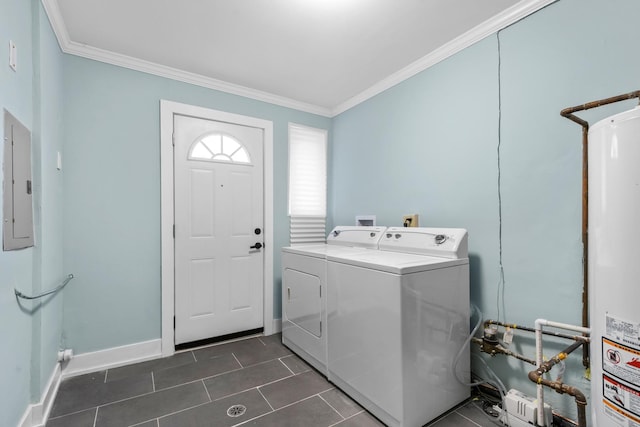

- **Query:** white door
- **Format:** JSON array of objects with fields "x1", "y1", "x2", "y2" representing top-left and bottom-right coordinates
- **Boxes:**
[{"x1": 173, "y1": 114, "x2": 264, "y2": 345}]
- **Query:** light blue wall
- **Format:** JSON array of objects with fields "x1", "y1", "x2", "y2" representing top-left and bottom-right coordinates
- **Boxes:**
[
  {"x1": 61, "y1": 56, "x2": 331, "y2": 353},
  {"x1": 32, "y1": 0, "x2": 66, "y2": 397},
  {"x1": 331, "y1": 0, "x2": 640, "y2": 418},
  {"x1": 0, "y1": 0, "x2": 65, "y2": 424},
  {"x1": 0, "y1": 0, "x2": 36, "y2": 424}
]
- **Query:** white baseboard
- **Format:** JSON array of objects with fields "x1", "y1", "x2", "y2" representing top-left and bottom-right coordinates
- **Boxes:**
[
  {"x1": 18, "y1": 339, "x2": 162, "y2": 427},
  {"x1": 62, "y1": 339, "x2": 162, "y2": 379},
  {"x1": 19, "y1": 362, "x2": 62, "y2": 427},
  {"x1": 272, "y1": 318, "x2": 282, "y2": 334}
]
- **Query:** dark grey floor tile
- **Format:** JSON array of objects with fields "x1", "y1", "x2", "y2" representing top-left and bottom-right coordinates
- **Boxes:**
[
  {"x1": 159, "y1": 388, "x2": 272, "y2": 427},
  {"x1": 50, "y1": 371, "x2": 153, "y2": 417},
  {"x1": 46, "y1": 408, "x2": 97, "y2": 427},
  {"x1": 154, "y1": 352, "x2": 241, "y2": 390},
  {"x1": 454, "y1": 400, "x2": 498, "y2": 427},
  {"x1": 95, "y1": 381, "x2": 209, "y2": 427},
  {"x1": 258, "y1": 333, "x2": 283, "y2": 346},
  {"x1": 244, "y1": 396, "x2": 342, "y2": 427},
  {"x1": 320, "y1": 388, "x2": 362, "y2": 418},
  {"x1": 107, "y1": 352, "x2": 196, "y2": 382},
  {"x1": 235, "y1": 338, "x2": 292, "y2": 366},
  {"x1": 194, "y1": 336, "x2": 291, "y2": 367},
  {"x1": 132, "y1": 421, "x2": 159, "y2": 427},
  {"x1": 279, "y1": 354, "x2": 311, "y2": 374},
  {"x1": 192, "y1": 337, "x2": 259, "y2": 361},
  {"x1": 259, "y1": 370, "x2": 332, "y2": 410},
  {"x1": 204, "y1": 359, "x2": 292, "y2": 400},
  {"x1": 332, "y1": 411, "x2": 385, "y2": 427},
  {"x1": 428, "y1": 412, "x2": 480, "y2": 427}
]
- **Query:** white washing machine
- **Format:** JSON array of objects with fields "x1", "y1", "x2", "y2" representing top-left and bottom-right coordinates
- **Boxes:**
[
  {"x1": 281, "y1": 226, "x2": 386, "y2": 375},
  {"x1": 327, "y1": 227, "x2": 470, "y2": 427}
]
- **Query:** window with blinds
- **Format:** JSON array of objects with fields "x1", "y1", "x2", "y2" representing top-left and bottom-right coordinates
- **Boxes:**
[{"x1": 288, "y1": 123, "x2": 327, "y2": 245}]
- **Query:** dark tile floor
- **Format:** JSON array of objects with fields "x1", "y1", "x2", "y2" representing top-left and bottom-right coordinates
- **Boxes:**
[{"x1": 46, "y1": 334, "x2": 496, "y2": 427}]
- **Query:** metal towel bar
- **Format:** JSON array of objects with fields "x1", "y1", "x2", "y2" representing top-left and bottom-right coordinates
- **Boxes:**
[{"x1": 14, "y1": 274, "x2": 74, "y2": 300}]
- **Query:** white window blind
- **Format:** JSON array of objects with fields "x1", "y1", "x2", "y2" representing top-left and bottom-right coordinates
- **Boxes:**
[{"x1": 288, "y1": 123, "x2": 327, "y2": 244}]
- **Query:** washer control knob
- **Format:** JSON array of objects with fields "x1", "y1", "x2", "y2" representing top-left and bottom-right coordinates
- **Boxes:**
[
  {"x1": 395, "y1": 234, "x2": 402, "y2": 239},
  {"x1": 435, "y1": 234, "x2": 447, "y2": 245}
]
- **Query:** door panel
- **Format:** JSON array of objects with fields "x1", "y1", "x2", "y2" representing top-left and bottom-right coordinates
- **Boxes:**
[
  {"x1": 190, "y1": 259, "x2": 216, "y2": 316},
  {"x1": 174, "y1": 114, "x2": 264, "y2": 345},
  {"x1": 284, "y1": 268, "x2": 322, "y2": 337},
  {"x1": 190, "y1": 169, "x2": 215, "y2": 237}
]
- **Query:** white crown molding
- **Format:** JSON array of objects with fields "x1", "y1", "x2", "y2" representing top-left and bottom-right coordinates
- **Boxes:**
[
  {"x1": 42, "y1": 0, "x2": 556, "y2": 118},
  {"x1": 40, "y1": 0, "x2": 333, "y2": 118},
  {"x1": 331, "y1": 0, "x2": 559, "y2": 116}
]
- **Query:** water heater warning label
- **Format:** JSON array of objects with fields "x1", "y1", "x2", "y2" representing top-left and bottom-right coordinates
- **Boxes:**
[
  {"x1": 606, "y1": 314, "x2": 640, "y2": 350},
  {"x1": 603, "y1": 338, "x2": 640, "y2": 387},
  {"x1": 603, "y1": 399, "x2": 640, "y2": 427},
  {"x1": 604, "y1": 375, "x2": 640, "y2": 417}
]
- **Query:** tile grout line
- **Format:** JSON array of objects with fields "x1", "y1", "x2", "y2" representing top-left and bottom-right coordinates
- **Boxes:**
[
  {"x1": 202, "y1": 379, "x2": 213, "y2": 402},
  {"x1": 262, "y1": 390, "x2": 326, "y2": 414},
  {"x1": 278, "y1": 357, "x2": 296, "y2": 375},
  {"x1": 191, "y1": 350, "x2": 198, "y2": 362},
  {"x1": 92, "y1": 407, "x2": 98, "y2": 427},
  {"x1": 456, "y1": 411, "x2": 484, "y2": 427},
  {"x1": 128, "y1": 418, "x2": 158, "y2": 427},
  {"x1": 327, "y1": 410, "x2": 367, "y2": 427},
  {"x1": 230, "y1": 389, "x2": 277, "y2": 427},
  {"x1": 231, "y1": 352, "x2": 244, "y2": 368},
  {"x1": 103, "y1": 370, "x2": 108, "y2": 383},
  {"x1": 257, "y1": 387, "x2": 275, "y2": 412},
  {"x1": 318, "y1": 393, "x2": 347, "y2": 420},
  {"x1": 151, "y1": 371, "x2": 156, "y2": 392},
  {"x1": 154, "y1": 400, "x2": 216, "y2": 423},
  {"x1": 82, "y1": 375, "x2": 180, "y2": 413},
  {"x1": 48, "y1": 406, "x2": 99, "y2": 421}
]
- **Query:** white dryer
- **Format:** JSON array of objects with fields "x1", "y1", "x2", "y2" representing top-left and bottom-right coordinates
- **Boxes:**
[
  {"x1": 327, "y1": 227, "x2": 470, "y2": 427},
  {"x1": 281, "y1": 226, "x2": 386, "y2": 374}
]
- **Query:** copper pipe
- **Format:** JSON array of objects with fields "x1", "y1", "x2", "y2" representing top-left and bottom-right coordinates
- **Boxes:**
[
  {"x1": 581, "y1": 126, "x2": 589, "y2": 367},
  {"x1": 560, "y1": 90, "x2": 640, "y2": 368},
  {"x1": 528, "y1": 341, "x2": 588, "y2": 427},
  {"x1": 560, "y1": 90, "x2": 640, "y2": 125}
]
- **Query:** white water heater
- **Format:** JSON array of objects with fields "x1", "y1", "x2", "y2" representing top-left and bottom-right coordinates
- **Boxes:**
[{"x1": 589, "y1": 107, "x2": 640, "y2": 427}]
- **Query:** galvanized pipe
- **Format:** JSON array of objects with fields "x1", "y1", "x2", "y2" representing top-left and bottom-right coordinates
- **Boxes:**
[
  {"x1": 484, "y1": 319, "x2": 588, "y2": 342},
  {"x1": 561, "y1": 90, "x2": 640, "y2": 368},
  {"x1": 528, "y1": 340, "x2": 588, "y2": 427},
  {"x1": 534, "y1": 319, "x2": 590, "y2": 426}
]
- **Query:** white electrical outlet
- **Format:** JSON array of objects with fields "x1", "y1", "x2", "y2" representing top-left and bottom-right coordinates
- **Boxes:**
[{"x1": 9, "y1": 40, "x2": 17, "y2": 71}]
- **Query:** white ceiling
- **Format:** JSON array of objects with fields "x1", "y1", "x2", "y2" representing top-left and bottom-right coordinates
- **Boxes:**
[{"x1": 44, "y1": 0, "x2": 554, "y2": 116}]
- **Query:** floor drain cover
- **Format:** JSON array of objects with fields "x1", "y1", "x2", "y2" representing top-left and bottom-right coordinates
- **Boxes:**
[{"x1": 227, "y1": 404, "x2": 247, "y2": 417}]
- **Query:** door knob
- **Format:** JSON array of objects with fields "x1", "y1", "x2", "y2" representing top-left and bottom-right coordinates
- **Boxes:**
[{"x1": 250, "y1": 242, "x2": 263, "y2": 250}]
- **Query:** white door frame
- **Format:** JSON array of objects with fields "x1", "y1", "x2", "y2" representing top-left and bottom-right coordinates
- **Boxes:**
[{"x1": 160, "y1": 100, "x2": 274, "y2": 357}]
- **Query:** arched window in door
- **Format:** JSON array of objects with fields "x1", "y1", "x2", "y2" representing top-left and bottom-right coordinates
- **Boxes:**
[{"x1": 188, "y1": 133, "x2": 251, "y2": 164}]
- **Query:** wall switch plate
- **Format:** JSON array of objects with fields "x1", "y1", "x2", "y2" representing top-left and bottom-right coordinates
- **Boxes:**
[
  {"x1": 9, "y1": 40, "x2": 17, "y2": 71},
  {"x1": 402, "y1": 214, "x2": 419, "y2": 227}
]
